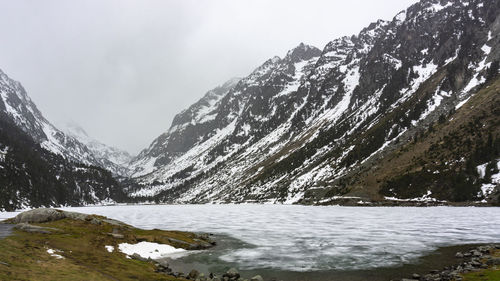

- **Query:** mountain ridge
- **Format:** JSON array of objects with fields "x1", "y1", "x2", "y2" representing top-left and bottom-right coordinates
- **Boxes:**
[{"x1": 127, "y1": 0, "x2": 500, "y2": 205}]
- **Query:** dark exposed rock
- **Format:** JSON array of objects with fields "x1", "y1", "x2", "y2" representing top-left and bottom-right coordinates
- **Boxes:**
[
  {"x1": 188, "y1": 269, "x2": 199, "y2": 279},
  {"x1": 130, "y1": 253, "x2": 148, "y2": 262}
]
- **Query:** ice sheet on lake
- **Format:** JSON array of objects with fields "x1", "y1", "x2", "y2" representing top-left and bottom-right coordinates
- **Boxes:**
[{"x1": 2, "y1": 205, "x2": 500, "y2": 272}]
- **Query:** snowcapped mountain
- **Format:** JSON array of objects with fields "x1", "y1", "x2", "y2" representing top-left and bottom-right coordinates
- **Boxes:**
[
  {"x1": 128, "y1": 0, "x2": 500, "y2": 205},
  {"x1": 0, "y1": 68, "x2": 131, "y2": 177},
  {"x1": 0, "y1": 70, "x2": 126, "y2": 211},
  {"x1": 0, "y1": 69, "x2": 97, "y2": 165},
  {"x1": 62, "y1": 122, "x2": 133, "y2": 176},
  {"x1": 128, "y1": 76, "x2": 242, "y2": 177}
]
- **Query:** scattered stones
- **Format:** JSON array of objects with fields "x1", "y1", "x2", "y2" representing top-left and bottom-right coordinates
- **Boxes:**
[
  {"x1": 471, "y1": 250, "x2": 482, "y2": 257},
  {"x1": 402, "y1": 244, "x2": 500, "y2": 281},
  {"x1": 154, "y1": 262, "x2": 172, "y2": 274},
  {"x1": 157, "y1": 243, "x2": 500, "y2": 281}
]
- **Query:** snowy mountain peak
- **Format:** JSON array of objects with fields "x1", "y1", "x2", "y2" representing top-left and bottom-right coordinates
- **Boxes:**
[{"x1": 285, "y1": 43, "x2": 322, "y2": 63}]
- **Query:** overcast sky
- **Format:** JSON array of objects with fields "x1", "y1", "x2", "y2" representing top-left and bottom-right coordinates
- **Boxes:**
[{"x1": 0, "y1": 0, "x2": 418, "y2": 154}]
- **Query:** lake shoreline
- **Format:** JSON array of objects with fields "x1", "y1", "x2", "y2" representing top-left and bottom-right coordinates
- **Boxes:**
[
  {"x1": 1, "y1": 207, "x2": 499, "y2": 281},
  {"x1": 2, "y1": 200, "x2": 499, "y2": 215}
]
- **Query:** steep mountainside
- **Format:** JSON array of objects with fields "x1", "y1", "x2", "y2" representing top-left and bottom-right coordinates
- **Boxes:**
[
  {"x1": 0, "y1": 69, "x2": 130, "y2": 176},
  {"x1": 128, "y1": 77, "x2": 242, "y2": 176},
  {"x1": 129, "y1": 0, "x2": 500, "y2": 205}
]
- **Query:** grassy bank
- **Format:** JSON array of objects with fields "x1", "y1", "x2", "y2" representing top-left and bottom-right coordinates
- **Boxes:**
[{"x1": 0, "y1": 211, "x2": 213, "y2": 281}]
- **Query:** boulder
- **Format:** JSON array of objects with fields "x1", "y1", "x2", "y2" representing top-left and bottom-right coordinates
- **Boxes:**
[
  {"x1": 9, "y1": 208, "x2": 128, "y2": 227},
  {"x1": 471, "y1": 250, "x2": 482, "y2": 257},
  {"x1": 250, "y1": 275, "x2": 264, "y2": 281},
  {"x1": 11, "y1": 208, "x2": 66, "y2": 223},
  {"x1": 188, "y1": 269, "x2": 200, "y2": 279},
  {"x1": 224, "y1": 268, "x2": 240, "y2": 279},
  {"x1": 130, "y1": 253, "x2": 148, "y2": 262}
]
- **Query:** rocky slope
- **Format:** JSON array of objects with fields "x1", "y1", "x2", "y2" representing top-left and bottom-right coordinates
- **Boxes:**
[{"x1": 128, "y1": 0, "x2": 500, "y2": 205}]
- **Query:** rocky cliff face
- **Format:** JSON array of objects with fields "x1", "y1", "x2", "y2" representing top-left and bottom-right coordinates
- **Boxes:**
[{"x1": 128, "y1": 0, "x2": 500, "y2": 204}]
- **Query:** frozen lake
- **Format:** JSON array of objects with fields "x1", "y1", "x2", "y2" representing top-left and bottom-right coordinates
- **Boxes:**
[{"x1": 1, "y1": 205, "x2": 499, "y2": 272}]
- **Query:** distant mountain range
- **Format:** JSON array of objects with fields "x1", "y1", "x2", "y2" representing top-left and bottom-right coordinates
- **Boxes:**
[
  {"x1": 62, "y1": 122, "x2": 132, "y2": 177},
  {"x1": 0, "y1": 0, "x2": 498, "y2": 210}
]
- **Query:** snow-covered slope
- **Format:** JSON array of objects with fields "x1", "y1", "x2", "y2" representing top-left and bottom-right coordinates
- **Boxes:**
[
  {"x1": 129, "y1": 0, "x2": 499, "y2": 204},
  {"x1": 62, "y1": 122, "x2": 133, "y2": 176},
  {"x1": 128, "y1": 77, "x2": 242, "y2": 177},
  {"x1": 0, "y1": 69, "x2": 96, "y2": 164}
]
